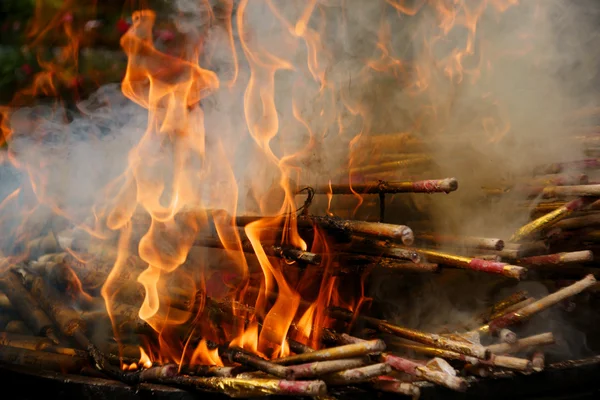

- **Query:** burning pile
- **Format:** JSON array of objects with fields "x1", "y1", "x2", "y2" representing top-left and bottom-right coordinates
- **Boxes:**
[{"x1": 0, "y1": 0, "x2": 600, "y2": 398}]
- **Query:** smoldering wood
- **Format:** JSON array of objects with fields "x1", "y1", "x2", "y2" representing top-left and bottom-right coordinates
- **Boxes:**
[
  {"x1": 272, "y1": 339, "x2": 386, "y2": 366},
  {"x1": 5, "y1": 320, "x2": 34, "y2": 335},
  {"x1": 517, "y1": 250, "x2": 593, "y2": 266},
  {"x1": 285, "y1": 357, "x2": 368, "y2": 379}
]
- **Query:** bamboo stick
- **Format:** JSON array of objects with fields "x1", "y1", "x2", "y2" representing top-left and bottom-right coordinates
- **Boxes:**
[
  {"x1": 510, "y1": 197, "x2": 596, "y2": 242},
  {"x1": 410, "y1": 248, "x2": 526, "y2": 279},
  {"x1": 381, "y1": 353, "x2": 467, "y2": 391},
  {"x1": 486, "y1": 333, "x2": 555, "y2": 355},
  {"x1": 531, "y1": 351, "x2": 545, "y2": 372},
  {"x1": 311, "y1": 178, "x2": 458, "y2": 195},
  {"x1": 148, "y1": 375, "x2": 327, "y2": 396},
  {"x1": 321, "y1": 363, "x2": 391, "y2": 385},
  {"x1": 499, "y1": 329, "x2": 517, "y2": 344},
  {"x1": 327, "y1": 307, "x2": 489, "y2": 359},
  {"x1": 517, "y1": 251, "x2": 593, "y2": 266},
  {"x1": 307, "y1": 216, "x2": 414, "y2": 245},
  {"x1": 227, "y1": 348, "x2": 290, "y2": 379},
  {"x1": 285, "y1": 358, "x2": 367, "y2": 379},
  {"x1": 370, "y1": 377, "x2": 421, "y2": 397},
  {"x1": 481, "y1": 275, "x2": 596, "y2": 335},
  {"x1": 417, "y1": 233, "x2": 504, "y2": 250},
  {"x1": 543, "y1": 184, "x2": 600, "y2": 198},
  {"x1": 272, "y1": 340, "x2": 386, "y2": 366}
]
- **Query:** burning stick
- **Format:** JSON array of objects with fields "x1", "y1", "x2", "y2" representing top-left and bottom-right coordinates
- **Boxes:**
[
  {"x1": 480, "y1": 274, "x2": 596, "y2": 335},
  {"x1": 517, "y1": 251, "x2": 593, "y2": 266},
  {"x1": 227, "y1": 348, "x2": 291, "y2": 379},
  {"x1": 285, "y1": 358, "x2": 368, "y2": 379},
  {"x1": 410, "y1": 248, "x2": 526, "y2": 279},
  {"x1": 311, "y1": 178, "x2": 458, "y2": 195},
  {"x1": 272, "y1": 339, "x2": 386, "y2": 366},
  {"x1": 370, "y1": 377, "x2": 421, "y2": 398},
  {"x1": 509, "y1": 197, "x2": 596, "y2": 242},
  {"x1": 147, "y1": 375, "x2": 327, "y2": 397},
  {"x1": 417, "y1": 233, "x2": 504, "y2": 251},
  {"x1": 0, "y1": 272, "x2": 60, "y2": 344},
  {"x1": 543, "y1": 184, "x2": 600, "y2": 198},
  {"x1": 196, "y1": 237, "x2": 322, "y2": 265},
  {"x1": 0, "y1": 345, "x2": 89, "y2": 374},
  {"x1": 307, "y1": 216, "x2": 414, "y2": 245},
  {"x1": 486, "y1": 333, "x2": 555, "y2": 355},
  {"x1": 321, "y1": 363, "x2": 391, "y2": 386},
  {"x1": 327, "y1": 307, "x2": 489, "y2": 359}
]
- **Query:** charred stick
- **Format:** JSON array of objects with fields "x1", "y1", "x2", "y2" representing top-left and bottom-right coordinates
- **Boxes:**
[
  {"x1": 417, "y1": 233, "x2": 504, "y2": 250},
  {"x1": 327, "y1": 307, "x2": 489, "y2": 359},
  {"x1": 409, "y1": 248, "x2": 525, "y2": 279},
  {"x1": 486, "y1": 333, "x2": 555, "y2": 355},
  {"x1": 286, "y1": 358, "x2": 368, "y2": 379},
  {"x1": 0, "y1": 344, "x2": 89, "y2": 373},
  {"x1": 321, "y1": 363, "x2": 391, "y2": 386},
  {"x1": 311, "y1": 178, "x2": 458, "y2": 195},
  {"x1": 480, "y1": 274, "x2": 596, "y2": 335},
  {"x1": 195, "y1": 237, "x2": 321, "y2": 265},
  {"x1": 517, "y1": 251, "x2": 593, "y2": 266},
  {"x1": 341, "y1": 237, "x2": 421, "y2": 262},
  {"x1": 509, "y1": 197, "x2": 596, "y2": 242},
  {"x1": 179, "y1": 365, "x2": 238, "y2": 377},
  {"x1": 0, "y1": 272, "x2": 60, "y2": 343},
  {"x1": 370, "y1": 377, "x2": 421, "y2": 397},
  {"x1": 272, "y1": 339, "x2": 386, "y2": 365},
  {"x1": 227, "y1": 347, "x2": 290, "y2": 379},
  {"x1": 145, "y1": 375, "x2": 327, "y2": 396},
  {"x1": 305, "y1": 216, "x2": 414, "y2": 245}
]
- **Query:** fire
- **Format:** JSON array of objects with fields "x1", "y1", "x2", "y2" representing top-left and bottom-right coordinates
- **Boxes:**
[{"x1": 0, "y1": 0, "x2": 539, "y2": 370}]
